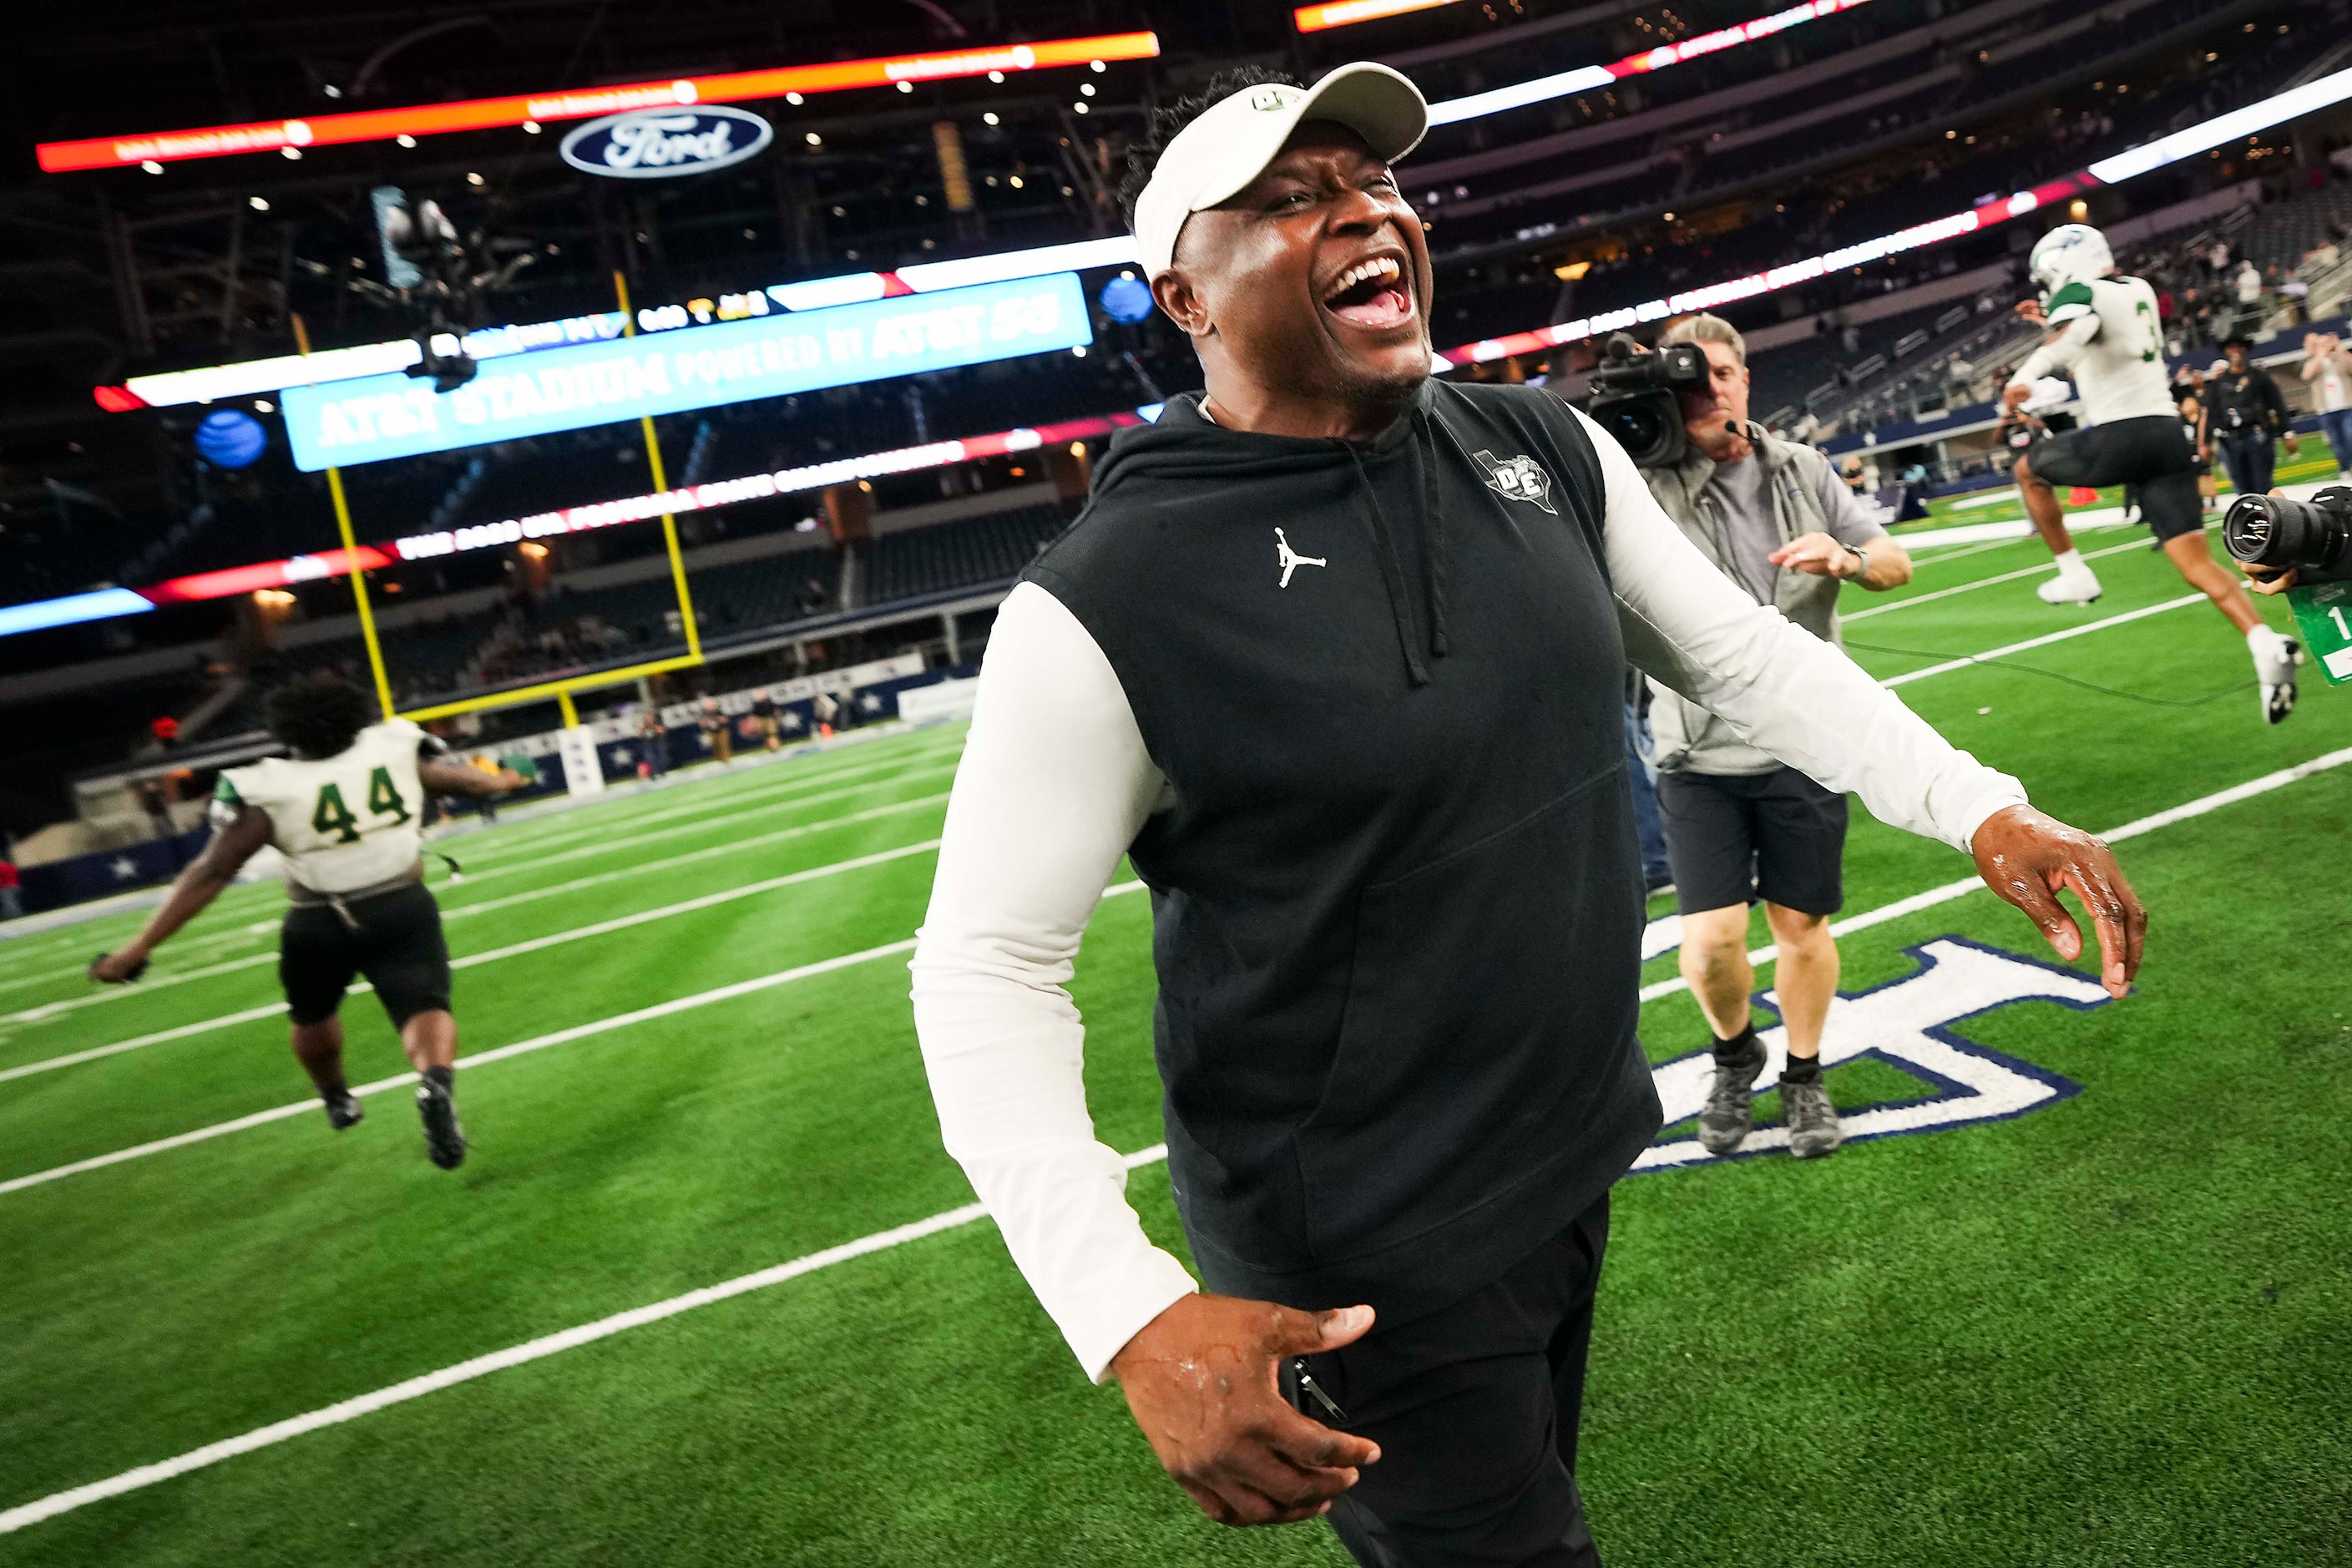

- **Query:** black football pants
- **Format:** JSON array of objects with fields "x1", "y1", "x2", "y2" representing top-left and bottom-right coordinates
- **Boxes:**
[{"x1": 1284, "y1": 1194, "x2": 1611, "y2": 1566}]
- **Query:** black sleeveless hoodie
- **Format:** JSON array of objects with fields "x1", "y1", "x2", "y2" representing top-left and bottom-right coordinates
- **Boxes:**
[{"x1": 1028, "y1": 377, "x2": 1663, "y2": 1324}]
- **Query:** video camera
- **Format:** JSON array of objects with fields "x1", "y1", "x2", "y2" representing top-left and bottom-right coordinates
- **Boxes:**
[
  {"x1": 1585, "y1": 333, "x2": 1710, "y2": 468},
  {"x1": 2223, "y1": 487, "x2": 2352, "y2": 585}
]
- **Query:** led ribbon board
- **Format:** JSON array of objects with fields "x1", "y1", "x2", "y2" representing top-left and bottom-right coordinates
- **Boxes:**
[
  {"x1": 281, "y1": 272, "x2": 1090, "y2": 471},
  {"x1": 1294, "y1": 0, "x2": 1459, "y2": 32},
  {"x1": 1424, "y1": 0, "x2": 1877, "y2": 126},
  {"x1": 35, "y1": 33, "x2": 1159, "y2": 172}
]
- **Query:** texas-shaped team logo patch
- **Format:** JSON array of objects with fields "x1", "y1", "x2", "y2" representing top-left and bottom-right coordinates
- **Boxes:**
[
  {"x1": 1639, "y1": 938, "x2": 2109, "y2": 1171},
  {"x1": 1470, "y1": 449, "x2": 1557, "y2": 514}
]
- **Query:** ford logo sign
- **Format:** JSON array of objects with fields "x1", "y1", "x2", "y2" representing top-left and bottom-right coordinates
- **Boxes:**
[{"x1": 559, "y1": 106, "x2": 773, "y2": 180}]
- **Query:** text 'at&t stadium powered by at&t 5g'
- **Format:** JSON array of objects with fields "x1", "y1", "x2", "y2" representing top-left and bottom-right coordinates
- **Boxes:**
[
  {"x1": 280, "y1": 272, "x2": 1090, "y2": 469},
  {"x1": 8, "y1": 3, "x2": 2352, "y2": 1565}
]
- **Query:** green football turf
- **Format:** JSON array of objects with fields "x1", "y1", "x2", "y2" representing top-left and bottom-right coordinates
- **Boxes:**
[{"x1": 3, "y1": 520, "x2": 2350, "y2": 1565}]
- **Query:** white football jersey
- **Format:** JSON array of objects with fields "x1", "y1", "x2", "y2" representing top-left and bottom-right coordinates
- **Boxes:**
[
  {"x1": 2009, "y1": 275, "x2": 2176, "y2": 426},
  {"x1": 215, "y1": 719, "x2": 429, "y2": 893}
]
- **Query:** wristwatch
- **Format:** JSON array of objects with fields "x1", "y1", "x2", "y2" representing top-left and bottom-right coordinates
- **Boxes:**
[{"x1": 1844, "y1": 544, "x2": 1870, "y2": 581}]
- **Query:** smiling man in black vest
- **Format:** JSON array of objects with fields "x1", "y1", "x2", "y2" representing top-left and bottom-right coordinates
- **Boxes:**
[{"x1": 910, "y1": 63, "x2": 2144, "y2": 1566}]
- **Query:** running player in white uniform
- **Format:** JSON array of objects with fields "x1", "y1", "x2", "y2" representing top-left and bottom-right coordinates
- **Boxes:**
[
  {"x1": 2005, "y1": 223, "x2": 2302, "y2": 722},
  {"x1": 90, "y1": 677, "x2": 521, "y2": 1168}
]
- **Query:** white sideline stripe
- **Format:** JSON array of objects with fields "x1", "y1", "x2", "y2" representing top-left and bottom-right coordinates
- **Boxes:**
[
  {"x1": 0, "y1": 835, "x2": 948, "y2": 1085},
  {"x1": 1635, "y1": 745, "x2": 2352, "y2": 1004},
  {"x1": 3, "y1": 794, "x2": 952, "y2": 1028},
  {"x1": 0, "y1": 1004, "x2": 291, "y2": 1085},
  {"x1": 0, "y1": 1136, "x2": 1171, "y2": 1535},
  {"x1": 1877, "y1": 594, "x2": 2203, "y2": 688},
  {"x1": 1844, "y1": 534, "x2": 2172, "y2": 623},
  {"x1": 0, "y1": 885, "x2": 1147, "y2": 1196}
]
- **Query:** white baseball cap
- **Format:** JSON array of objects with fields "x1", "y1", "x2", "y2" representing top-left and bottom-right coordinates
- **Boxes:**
[{"x1": 1131, "y1": 63, "x2": 1429, "y2": 281}]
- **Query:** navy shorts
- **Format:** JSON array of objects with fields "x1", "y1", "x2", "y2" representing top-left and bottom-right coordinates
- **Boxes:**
[{"x1": 1657, "y1": 766, "x2": 1848, "y2": 917}]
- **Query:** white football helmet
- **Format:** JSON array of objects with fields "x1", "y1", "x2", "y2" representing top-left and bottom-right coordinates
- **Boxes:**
[{"x1": 2029, "y1": 224, "x2": 2115, "y2": 301}]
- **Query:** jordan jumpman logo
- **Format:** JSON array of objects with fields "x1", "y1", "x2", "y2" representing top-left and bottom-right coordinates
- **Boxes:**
[{"x1": 1274, "y1": 527, "x2": 1326, "y2": 588}]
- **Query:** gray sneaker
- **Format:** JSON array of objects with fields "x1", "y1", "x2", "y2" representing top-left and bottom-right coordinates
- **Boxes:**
[
  {"x1": 1782, "y1": 1075, "x2": 1844, "y2": 1160},
  {"x1": 1698, "y1": 1034, "x2": 1769, "y2": 1155}
]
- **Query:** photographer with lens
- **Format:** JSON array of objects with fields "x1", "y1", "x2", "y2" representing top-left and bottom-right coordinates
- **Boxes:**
[{"x1": 1596, "y1": 313, "x2": 1911, "y2": 1161}]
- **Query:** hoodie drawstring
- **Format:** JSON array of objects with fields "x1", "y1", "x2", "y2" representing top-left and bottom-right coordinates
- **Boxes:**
[{"x1": 1343, "y1": 410, "x2": 1453, "y2": 688}]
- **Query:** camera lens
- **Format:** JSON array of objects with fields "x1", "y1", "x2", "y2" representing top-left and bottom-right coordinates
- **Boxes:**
[
  {"x1": 2223, "y1": 493, "x2": 2351, "y2": 574},
  {"x1": 1604, "y1": 402, "x2": 1672, "y2": 467}
]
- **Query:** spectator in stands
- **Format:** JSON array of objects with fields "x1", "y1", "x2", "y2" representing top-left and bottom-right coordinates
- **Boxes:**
[
  {"x1": 1642, "y1": 312, "x2": 1917, "y2": 1166},
  {"x1": 2233, "y1": 260, "x2": 2265, "y2": 336},
  {"x1": 0, "y1": 855, "x2": 21, "y2": 921},
  {"x1": 2208, "y1": 338, "x2": 2295, "y2": 499},
  {"x1": 2300, "y1": 331, "x2": 2352, "y2": 478}
]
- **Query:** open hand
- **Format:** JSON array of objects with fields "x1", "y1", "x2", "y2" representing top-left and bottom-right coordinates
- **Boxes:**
[
  {"x1": 1970, "y1": 805, "x2": 2145, "y2": 998},
  {"x1": 1111, "y1": 1293, "x2": 1380, "y2": 1526},
  {"x1": 2014, "y1": 298, "x2": 2047, "y2": 326}
]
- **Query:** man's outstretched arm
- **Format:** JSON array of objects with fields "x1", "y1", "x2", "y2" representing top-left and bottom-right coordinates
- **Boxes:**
[
  {"x1": 1575, "y1": 406, "x2": 2146, "y2": 995},
  {"x1": 89, "y1": 807, "x2": 273, "y2": 983},
  {"x1": 418, "y1": 759, "x2": 526, "y2": 797}
]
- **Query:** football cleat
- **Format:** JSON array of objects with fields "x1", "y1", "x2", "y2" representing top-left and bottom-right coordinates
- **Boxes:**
[
  {"x1": 1782, "y1": 1076, "x2": 1844, "y2": 1160},
  {"x1": 324, "y1": 1092, "x2": 365, "y2": 1131},
  {"x1": 2036, "y1": 569, "x2": 2103, "y2": 606},
  {"x1": 2256, "y1": 637, "x2": 2303, "y2": 726},
  {"x1": 1698, "y1": 1032, "x2": 1770, "y2": 1156},
  {"x1": 416, "y1": 1079, "x2": 467, "y2": 1170}
]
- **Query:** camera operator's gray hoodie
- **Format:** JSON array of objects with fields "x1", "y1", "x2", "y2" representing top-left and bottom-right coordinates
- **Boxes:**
[{"x1": 1641, "y1": 432, "x2": 1856, "y2": 776}]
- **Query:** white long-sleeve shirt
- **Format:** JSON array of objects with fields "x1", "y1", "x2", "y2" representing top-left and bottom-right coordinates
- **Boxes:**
[{"x1": 911, "y1": 407, "x2": 2026, "y2": 1383}]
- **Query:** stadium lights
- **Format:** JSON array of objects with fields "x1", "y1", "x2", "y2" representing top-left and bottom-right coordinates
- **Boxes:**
[
  {"x1": 33, "y1": 31, "x2": 1161, "y2": 172},
  {"x1": 1295, "y1": 0, "x2": 1459, "y2": 32},
  {"x1": 1434, "y1": 62, "x2": 2352, "y2": 367},
  {"x1": 1424, "y1": 0, "x2": 1877, "y2": 127}
]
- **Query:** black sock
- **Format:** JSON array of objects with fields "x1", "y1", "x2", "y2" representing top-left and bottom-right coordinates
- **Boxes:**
[
  {"x1": 1781, "y1": 1055, "x2": 1823, "y2": 1085},
  {"x1": 422, "y1": 1065, "x2": 454, "y2": 1094},
  {"x1": 1712, "y1": 1023, "x2": 1758, "y2": 1062},
  {"x1": 317, "y1": 1078, "x2": 349, "y2": 1102}
]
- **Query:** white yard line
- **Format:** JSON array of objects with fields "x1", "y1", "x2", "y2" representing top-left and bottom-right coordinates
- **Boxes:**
[
  {"x1": 1843, "y1": 534, "x2": 2171, "y2": 623},
  {"x1": 4, "y1": 794, "x2": 950, "y2": 1028},
  {"x1": 0, "y1": 884, "x2": 1149, "y2": 1196},
  {"x1": 1876, "y1": 594, "x2": 2205, "y2": 688},
  {"x1": 0, "y1": 836, "x2": 948, "y2": 1085},
  {"x1": 7, "y1": 747, "x2": 2352, "y2": 1529},
  {"x1": 0, "y1": 1141, "x2": 1169, "y2": 1537},
  {"x1": 1635, "y1": 744, "x2": 2352, "y2": 1004}
]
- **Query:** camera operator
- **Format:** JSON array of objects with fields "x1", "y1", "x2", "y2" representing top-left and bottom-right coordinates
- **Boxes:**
[
  {"x1": 2208, "y1": 336, "x2": 2294, "y2": 500},
  {"x1": 1636, "y1": 314, "x2": 1913, "y2": 1161}
]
